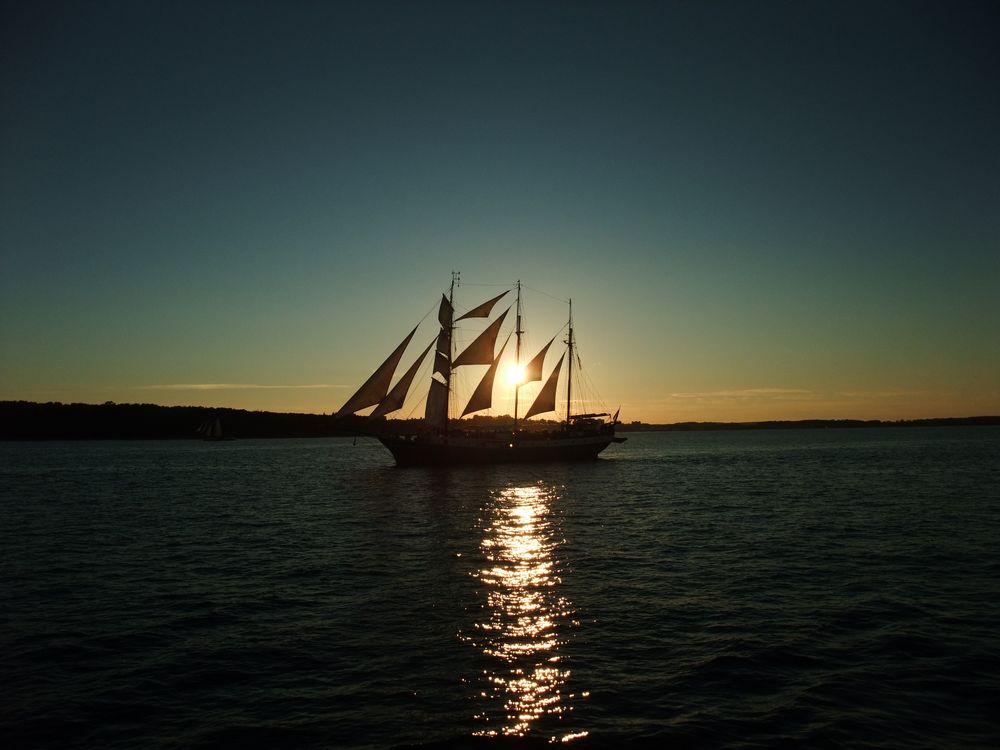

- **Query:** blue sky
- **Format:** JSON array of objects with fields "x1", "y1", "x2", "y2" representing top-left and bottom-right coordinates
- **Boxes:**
[{"x1": 2, "y1": 1, "x2": 998, "y2": 421}]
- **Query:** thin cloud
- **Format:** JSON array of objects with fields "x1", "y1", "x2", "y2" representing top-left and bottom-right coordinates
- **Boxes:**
[
  {"x1": 837, "y1": 390, "x2": 937, "y2": 399},
  {"x1": 667, "y1": 388, "x2": 815, "y2": 400},
  {"x1": 138, "y1": 383, "x2": 350, "y2": 391}
]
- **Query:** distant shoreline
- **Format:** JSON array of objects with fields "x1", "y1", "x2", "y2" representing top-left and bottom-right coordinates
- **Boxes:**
[
  {"x1": 617, "y1": 416, "x2": 1000, "y2": 432},
  {"x1": 1, "y1": 400, "x2": 997, "y2": 440}
]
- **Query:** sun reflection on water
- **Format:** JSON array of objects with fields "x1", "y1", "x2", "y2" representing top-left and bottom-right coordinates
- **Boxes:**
[{"x1": 466, "y1": 483, "x2": 588, "y2": 742}]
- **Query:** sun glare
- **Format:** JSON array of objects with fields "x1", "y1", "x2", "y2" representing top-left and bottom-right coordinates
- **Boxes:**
[
  {"x1": 470, "y1": 484, "x2": 583, "y2": 740},
  {"x1": 505, "y1": 364, "x2": 527, "y2": 386}
]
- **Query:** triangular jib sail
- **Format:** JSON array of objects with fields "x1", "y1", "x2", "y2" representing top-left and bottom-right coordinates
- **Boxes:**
[
  {"x1": 371, "y1": 339, "x2": 434, "y2": 418},
  {"x1": 336, "y1": 325, "x2": 418, "y2": 417}
]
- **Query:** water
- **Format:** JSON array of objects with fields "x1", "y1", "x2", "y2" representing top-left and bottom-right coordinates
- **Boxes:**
[{"x1": 2, "y1": 428, "x2": 999, "y2": 748}]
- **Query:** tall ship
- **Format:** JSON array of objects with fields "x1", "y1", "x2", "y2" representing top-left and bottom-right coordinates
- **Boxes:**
[{"x1": 336, "y1": 273, "x2": 625, "y2": 466}]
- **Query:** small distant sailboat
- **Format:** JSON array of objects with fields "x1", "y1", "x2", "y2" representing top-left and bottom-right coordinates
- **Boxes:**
[
  {"x1": 197, "y1": 415, "x2": 233, "y2": 441},
  {"x1": 336, "y1": 273, "x2": 625, "y2": 466}
]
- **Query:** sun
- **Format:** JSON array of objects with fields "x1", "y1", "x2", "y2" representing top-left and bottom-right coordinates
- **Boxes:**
[{"x1": 505, "y1": 363, "x2": 527, "y2": 386}]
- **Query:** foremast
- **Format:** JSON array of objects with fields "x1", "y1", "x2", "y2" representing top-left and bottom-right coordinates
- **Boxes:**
[
  {"x1": 426, "y1": 273, "x2": 513, "y2": 431},
  {"x1": 513, "y1": 280, "x2": 523, "y2": 432},
  {"x1": 423, "y1": 271, "x2": 457, "y2": 431},
  {"x1": 443, "y1": 270, "x2": 459, "y2": 433},
  {"x1": 566, "y1": 298, "x2": 573, "y2": 424}
]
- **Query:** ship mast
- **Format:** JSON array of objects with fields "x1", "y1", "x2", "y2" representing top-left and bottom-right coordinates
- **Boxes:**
[
  {"x1": 446, "y1": 270, "x2": 459, "y2": 432},
  {"x1": 513, "y1": 280, "x2": 522, "y2": 432},
  {"x1": 566, "y1": 298, "x2": 573, "y2": 424}
]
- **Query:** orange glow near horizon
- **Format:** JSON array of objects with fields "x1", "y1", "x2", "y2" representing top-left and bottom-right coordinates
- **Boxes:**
[{"x1": 7, "y1": 380, "x2": 996, "y2": 425}]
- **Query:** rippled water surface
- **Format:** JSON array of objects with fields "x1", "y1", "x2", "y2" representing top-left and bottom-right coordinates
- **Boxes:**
[{"x1": 3, "y1": 428, "x2": 999, "y2": 748}]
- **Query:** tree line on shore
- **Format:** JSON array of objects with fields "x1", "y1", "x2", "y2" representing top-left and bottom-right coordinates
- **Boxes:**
[
  {"x1": 0, "y1": 401, "x2": 361, "y2": 440},
  {"x1": 1, "y1": 400, "x2": 996, "y2": 440}
]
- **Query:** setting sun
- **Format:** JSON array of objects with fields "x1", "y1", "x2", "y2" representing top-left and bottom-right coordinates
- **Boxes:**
[{"x1": 505, "y1": 364, "x2": 527, "y2": 387}]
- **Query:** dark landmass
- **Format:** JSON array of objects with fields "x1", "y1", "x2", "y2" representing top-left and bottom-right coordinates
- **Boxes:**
[
  {"x1": 0, "y1": 401, "x2": 364, "y2": 440},
  {"x1": 1, "y1": 401, "x2": 997, "y2": 440},
  {"x1": 617, "y1": 416, "x2": 1000, "y2": 431}
]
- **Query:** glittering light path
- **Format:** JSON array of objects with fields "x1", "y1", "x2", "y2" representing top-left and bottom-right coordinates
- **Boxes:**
[{"x1": 466, "y1": 483, "x2": 588, "y2": 742}]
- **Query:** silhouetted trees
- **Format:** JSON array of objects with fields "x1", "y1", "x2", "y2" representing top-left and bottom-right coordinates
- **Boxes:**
[
  {"x1": 0, "y1": 401, "x2": 367, "y2": 440},
  {"x1": 1, "y1": 401, "x2": 996, "y2": 440}
]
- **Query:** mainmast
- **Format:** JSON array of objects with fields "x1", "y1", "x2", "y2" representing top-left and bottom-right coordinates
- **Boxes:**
[
  {"x1": 513, "y1": 280, "x2": 522, "y2": 432},
  {"x1": 566, "y1": 298, "x2": 573, "y2": 424}
]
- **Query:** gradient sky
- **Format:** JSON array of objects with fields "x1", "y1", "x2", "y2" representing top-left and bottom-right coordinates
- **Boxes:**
[{"x1": 2, "y1": 0, "x2": 998, "y2": 422}]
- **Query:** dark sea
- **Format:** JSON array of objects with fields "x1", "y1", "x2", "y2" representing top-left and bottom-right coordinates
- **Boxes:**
[{"x1": 2, "y1": 428, "x2": 999, "y2": 749}]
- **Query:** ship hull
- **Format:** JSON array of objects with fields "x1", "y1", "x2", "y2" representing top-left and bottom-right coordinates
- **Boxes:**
[{"x1": 378, "y1": 431, "x2": 620, "y2": 466}]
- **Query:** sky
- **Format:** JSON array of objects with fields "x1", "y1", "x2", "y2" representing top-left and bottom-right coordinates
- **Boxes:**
[{"x1": 2, "y1": 0, "x2": 998, "y2": 423}]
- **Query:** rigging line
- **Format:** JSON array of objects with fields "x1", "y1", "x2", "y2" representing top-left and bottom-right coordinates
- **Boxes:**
[
  {"x1": 411, "y1": 298, "x2": 439, "y2": 330},
  {"x1": 400, "y1": 339, "x2": 437, "y2": 420},
  {"x1": 521, "y1": 284, "x2": 569, "y2": 304},
  {"x1": 570, "y1": 354, "x2": 610, "y2": 414}
]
